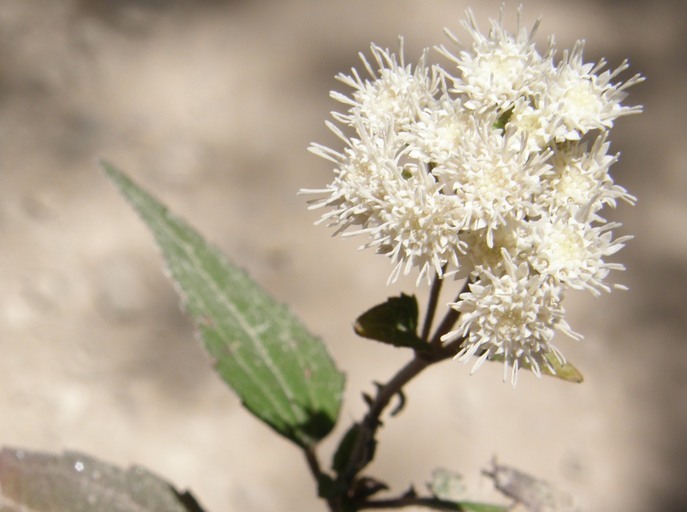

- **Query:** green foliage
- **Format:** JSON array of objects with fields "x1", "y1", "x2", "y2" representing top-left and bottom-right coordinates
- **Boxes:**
[
  {"x1": 102, "y1": 161, "x2": 345, "y2": 448},
  {"x1": 0, "y1": 447, "x2": 204, "y2": 512},
  {"x1": 541, "y1": 352, "x2": 584, "y2": 383},
  {"x1": 488, "y1": 351, "x2": 584, "y2": 383},
  {"x1": 453, "y1": 503, "x2": 508, "y2": 512},
  {"x1": 331, "y1": 423, "x2": 364, "y2": 475},
  {"x1": 354, "y1": 294, "x2": 427, "y2": 350}
]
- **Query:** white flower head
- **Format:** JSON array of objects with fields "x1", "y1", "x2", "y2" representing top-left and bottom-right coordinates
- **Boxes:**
[
  {"x1": 306, "y1": 120, "x2": 406, "y2": 234},
  {"x1": 543, "y1": 41, "x2": 644, "y2": 141},
  {"x1": 508, "y1": 95, "x2": 567, "y2": 153},
  {"x1": 403, "y1": 95, "x2": 473, "y2": 170},
  {"x1": 303, "y1": 7, "x2": 642, "y2": 384},
  {"x1": 540, "y1": 136, "x2": 636, "y2": 219},
  {"x1": 432, "y1": 120, "x2": 552, "y2": 243},
  {"x1": 518, "y1": 214, "x2": 633, "y2": 295},
  {"x1": 461, "y1": 221, "x2": 522, "y2": 274},
  {"x1": 362, "y1": 163, "x2": 468, "y2": 285},
  {"x1": 331, "y1": 39, "x2": 440, "y2": 135},
  {"x1": 437, "y1": 6, "x2": 554, "y2": 114},
  {"x1": 443, "y1": 252, "x2": 581, "y2": 386}
]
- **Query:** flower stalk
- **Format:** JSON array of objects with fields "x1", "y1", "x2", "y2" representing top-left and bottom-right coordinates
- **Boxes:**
[{"x1": 311, "y1": 272, "x2": 469, "y2": 511}]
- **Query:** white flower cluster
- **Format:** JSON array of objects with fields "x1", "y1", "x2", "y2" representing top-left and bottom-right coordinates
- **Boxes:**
[{"x1": 303, "y1": 8, "x2": 642, "y2": 384}]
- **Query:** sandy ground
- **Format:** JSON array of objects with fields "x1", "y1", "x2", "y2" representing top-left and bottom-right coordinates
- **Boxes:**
[{"x1": 1, "y1": 1, "x2": 686, "y2": 511}]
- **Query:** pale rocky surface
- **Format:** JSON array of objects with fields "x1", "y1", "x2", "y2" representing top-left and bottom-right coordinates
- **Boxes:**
[{"x1": 0, "y1": 1, "x2": 685, "y2": 511}]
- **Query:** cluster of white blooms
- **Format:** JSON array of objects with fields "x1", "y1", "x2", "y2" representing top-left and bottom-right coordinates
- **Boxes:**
[{"x1": 303, "y1": 8, "x2": 642, "y2": 384}]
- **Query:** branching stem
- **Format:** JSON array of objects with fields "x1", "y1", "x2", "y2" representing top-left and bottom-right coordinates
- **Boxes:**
[
  {"x1": 340, "y1": 356, "x2": 431, "y2": 484},
  {"x1": 313, "y1": 278, "x2": 473, "y2": 511}
]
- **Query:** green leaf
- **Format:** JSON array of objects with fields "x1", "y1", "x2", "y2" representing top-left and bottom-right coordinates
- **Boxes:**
[
  {"x1": 331, "y1": 423, "x2": 362, "y2": 475},
  {"x1": 353, "y1": 294, "x2": 427, "y2": 351},
  {"x1": 330, "y1": 422, "x2": 378, "y2": 477},
  {"x1": 489, "y1": 350, "x2": 584, "y2": 383},
  {"x1": 101, "y1": 161, "x2": 345, "y2": 447},
  {"x1": 453, "y1": 502, "x2": 508, "y2": 512},
  {"x1": 541, "y1": 352, "x2": 584, "y2": 383},
  {"x1": 0, "y1": 447, "x2": 205, "y2": 512}
]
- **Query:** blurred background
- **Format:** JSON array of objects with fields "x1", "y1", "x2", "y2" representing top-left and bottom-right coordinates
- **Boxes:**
[{"x1": 0, "y1": 0, "x2": 685, "y2": 511}]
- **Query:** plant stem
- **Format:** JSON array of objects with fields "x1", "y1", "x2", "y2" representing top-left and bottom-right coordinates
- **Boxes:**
[
  {"x1": 304, "y1": 445, "x2": 323, "y2": 482},
  {"x1": 429, "y1": 279, "x2": 470, "y2": 347},
  {"x1": 330, "y1": 279, "x2": 472, "y2": 511},
  {"x1": 357, "y1": 495, "x2": 469, "y2": 510},
  {"x1": 340, "y1": 314, "x2": 468, "y2": 506},
  {"x1": 421, "y1": 270, "x2": 445, "y2": 341},
  {"x1": 340, "y1": 355, "x2": 431, "y2": 486}
]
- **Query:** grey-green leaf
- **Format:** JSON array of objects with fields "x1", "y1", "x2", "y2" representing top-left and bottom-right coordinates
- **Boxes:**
[
  {"x1": 0, "y1": 447, "x2": 205, "y2": 512},
  {"x1": 427, "y1": 468, "x2": 507, "y2": 512},
  {"x1": 484, "y1": 460, "x2": 578, "y2": 512},
  {"x1": 101, "y1": 161, "x2": 345, "y2": 447},
  {"x1": 428, "y1": 468, "x2": 466, "y2": 501}
]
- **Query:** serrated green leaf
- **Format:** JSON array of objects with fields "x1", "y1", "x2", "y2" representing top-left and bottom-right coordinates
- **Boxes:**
[
  {"x1": 101, "y1": 161, "x2": 345, "y2": 447},
  {"x1": 353, "y1": 294, "x2": 427, "y2": 350},
  {"x1": 0, "y1": 447, "x2": 205, "y2": 512}
]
